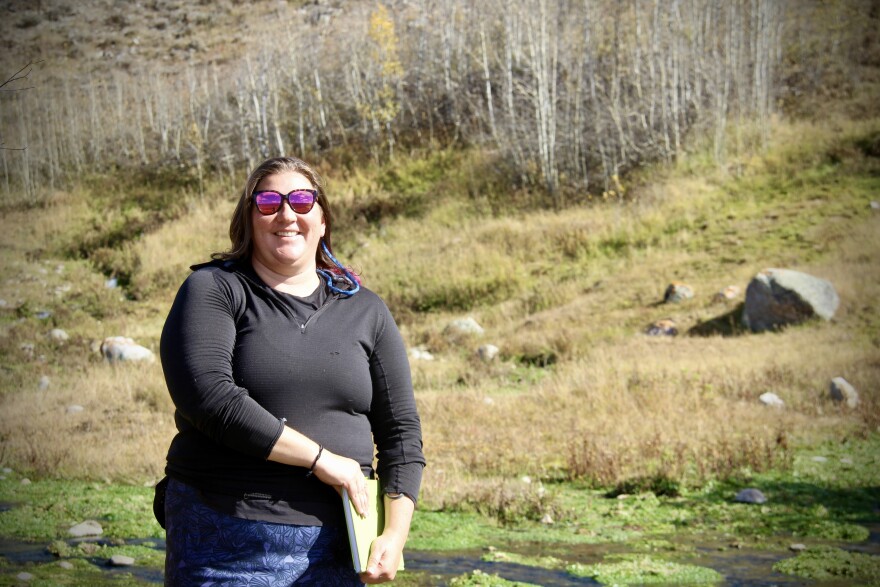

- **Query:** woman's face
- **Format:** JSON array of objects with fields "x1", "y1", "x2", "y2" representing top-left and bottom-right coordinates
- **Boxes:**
[{"x1": 250, "y1": 171, "x2": 325, "y2": 277}]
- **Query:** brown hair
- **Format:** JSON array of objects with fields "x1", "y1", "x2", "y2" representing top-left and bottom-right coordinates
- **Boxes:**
[{"x1": 212, "y1": 156, "x2": 337, "y2": 270}]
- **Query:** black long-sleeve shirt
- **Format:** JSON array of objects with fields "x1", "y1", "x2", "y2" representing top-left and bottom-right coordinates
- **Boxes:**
[{"x1": 160, "y1": 259, "x2": 425, "y2": 525}]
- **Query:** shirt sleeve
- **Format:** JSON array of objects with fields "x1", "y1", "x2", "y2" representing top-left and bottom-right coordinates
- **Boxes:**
[
  {"x1": 160, "y1": 269, "x2": 284, "y2": 459},
  {"x1": 367, "y1": 299, "x2": 426, "y2": 503}
]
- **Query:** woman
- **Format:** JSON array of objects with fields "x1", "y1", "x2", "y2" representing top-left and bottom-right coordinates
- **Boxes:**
[{"x1": 159, "y1": 156, "x2": 425, "y2": 586}]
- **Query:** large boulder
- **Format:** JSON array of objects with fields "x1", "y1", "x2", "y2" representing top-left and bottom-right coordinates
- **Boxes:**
[{"x1": 742, "y1": 269, "x2": 839, "y2": 333}]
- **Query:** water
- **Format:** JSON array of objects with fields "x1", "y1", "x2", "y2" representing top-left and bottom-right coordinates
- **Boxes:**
[
  {"x1": 406, "y1": 549, "x2": 600, "y2": 585},
  {"x1": 1, "y1": 529, "x2": 876, "y2": 585}
]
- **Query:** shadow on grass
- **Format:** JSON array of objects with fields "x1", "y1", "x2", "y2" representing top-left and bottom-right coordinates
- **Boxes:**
[
  {"x1": 672, "y1": 478, "x2": 880, "y2": 540},
  {"x1": 687, "y1": 303, "x2": 749, "y2": 337}
]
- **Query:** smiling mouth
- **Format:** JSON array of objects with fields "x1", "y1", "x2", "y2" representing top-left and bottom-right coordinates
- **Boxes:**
[{"x1": 275, "y1": 231, "x2": 300, "y2": 237}]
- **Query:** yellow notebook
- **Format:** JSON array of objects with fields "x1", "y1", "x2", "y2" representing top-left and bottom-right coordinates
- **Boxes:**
[{"x1": 341, "y1": 478, "x2": 404, "y2": 573}]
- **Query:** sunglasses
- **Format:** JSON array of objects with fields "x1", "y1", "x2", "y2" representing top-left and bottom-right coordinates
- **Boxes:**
[{"x1": 252, "y1": 189, "x2": 318, "y2": 215}]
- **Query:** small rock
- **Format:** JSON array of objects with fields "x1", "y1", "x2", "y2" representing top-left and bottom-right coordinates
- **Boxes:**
[
  {"x1": 20, "y1": 342, "x2": 35, "y2": 357},
  {"x1": 829, "y1": 377, "x2": 859, "y2": 408},
  {"x1": 109, "y1": 554, "x2": 135, "y2": 567},
  {"x1": 38, "y1": 375, "x2": 50, "y2": 390},
  {"x1": 870, "y1": 200, "x2": 880, "y2": 211},
  {"x1": 482, "y1": 396, "x2": 494, "y2": 405},
  {"x1": 664, "y1": 282, "x2": 694, "y2": 303},
  {"x1": 20, "y1": 478, "x2": 31, "y2": 485},
  {"x1": 58, "y1": 561, "x2": 74, "y2": 569},
  {"x1": 733, "y1": 488, "x2": 767, "y2": 504},
  {"x1": 0, "y1": 299, "x2": 7, "y2": 307},
  {"x1": 811, "y1": 456, "x2": 828, "y2": 462},
  {"x1": 2, "y1": 467, "x2": 11, "y2": 474},
  {"x1": 105, "y1": 277, "x2": 118, "y2": 289},
  {"x1": 840, "y1": 457, "x2": 853, "y2": 465},
  {"x1": 443, "y1": 317, "x2": 484, "y2": 337},
  {"x1": 646, "y1": 319, "x2": 678, "y2": 336},
  {"x1": 49, "y1": 328, "x2": 69, "y2": 342},
  {"x1": 66, "y1": 405, "x2": 85, "y2": 415},
  {"x1": 520, "y1": 475, "x2": 532, "y2": 485},
  {"x1": 68, "y1": 520, "x2": 103, "y2": 537},
  {"x1": 15, "y1": 572, "x2": 34, "y2": 581},
  {"x1": 477, "y1": 344, "x2": 499, "y2": 362},
  {"x1": 713, "y1": 285, "x2": 741, "y2": 303},
  {"x1": 540, "y1": 513, "x2": 554, "y2": 525},
  {"x1": 35, "y1": 310, "x2": 52, "y2": 320},
  {"x1": 408, "y1": 347, "x2": 434, "y2": 361},
  {"x1": 759, "y1": 392, "x2": 784, "y2": 407},
  {"x1": 789, "y1": 543, "x2": 807, "y2": 552},
  {"x1": 100, "y1": 336, "x2": 155, "y2": 363}
]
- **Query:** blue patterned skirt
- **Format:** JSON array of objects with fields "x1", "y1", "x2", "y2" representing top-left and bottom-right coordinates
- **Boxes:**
[{"x1": 164, "y1": 478, "x2": 363, "y2": 586}]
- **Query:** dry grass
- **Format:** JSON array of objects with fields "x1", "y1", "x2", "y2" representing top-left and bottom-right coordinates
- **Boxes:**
[
  {"x1": 415, "y1": 285, "x2": 878, "y2": 506},
  {"x1": 403, "y1": 118, "x2": 880, "y2": 509},
  {"x1": 0, "y1": 360, "x2": 175, "y2": 483},
  {"x1": 127, "y1": 194, "x2": 234, "y2": 302},
  {"x1": 0, "y1": 116, "x2": 877, "y2": 513}
]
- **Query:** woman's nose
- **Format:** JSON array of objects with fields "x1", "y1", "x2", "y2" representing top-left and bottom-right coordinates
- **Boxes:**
[{"x1": 277, "y1": 200, "x2": 298, "y2": 220}]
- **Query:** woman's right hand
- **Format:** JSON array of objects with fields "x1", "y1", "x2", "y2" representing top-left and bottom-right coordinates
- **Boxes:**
[{"x1": 312, "y1": 449, "x2": 370, "y2": 517}]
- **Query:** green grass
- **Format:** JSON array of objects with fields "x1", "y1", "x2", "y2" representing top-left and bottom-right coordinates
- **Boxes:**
[
  {"x1": 405, "y1": 434, "x2": 879, "y2": 552},
  {"x1": 1, "y1": 436, "x2": 874, "y2": 583},
  {"x1": 0, "y1": 557, "x2": 158, "y2": 586},
  {"x1": 449, "y1": 570, "x2": 540, "y2": 587},
  {"x1": 773, "y1": 546, "x2": 880, "y2": 582},
  {"x1": 0, "y1": 475, "x2": 162, "y2": 542},
  {"x1": 568, "y1": 555, "x2": 723, "y2": 585}
]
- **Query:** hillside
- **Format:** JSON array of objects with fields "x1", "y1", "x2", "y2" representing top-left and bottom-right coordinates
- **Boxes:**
[
  {"x1": 0, "y1": 99, "x2": 877, "y2": 493},
  {"x1": 0, "y1": 2, "x2": 879, "y2": 585},
  {"x1": 0, "y1": 0, "x2": 877, "y2": 495}
]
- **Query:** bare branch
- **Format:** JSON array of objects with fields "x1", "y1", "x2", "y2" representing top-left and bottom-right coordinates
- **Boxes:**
[
  {"x1": 0, "y1": 61, "x2": 42, "y2": 92},
  {"x1": 0, "y1": 62, "x2": 41, "y2": 152},
  {"x1": 0, "y1": 139, "x2": 28, "y2": 152}
]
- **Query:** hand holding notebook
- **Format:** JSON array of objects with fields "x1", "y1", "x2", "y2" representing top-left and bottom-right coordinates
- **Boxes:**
[{"x1": 341, "y1": 478, "x2": 405, "y2": 574}]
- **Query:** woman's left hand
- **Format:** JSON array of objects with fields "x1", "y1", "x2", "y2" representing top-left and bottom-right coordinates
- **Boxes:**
[{"x1": 359, "y1": 530, "x2": 405, "y2": 584}]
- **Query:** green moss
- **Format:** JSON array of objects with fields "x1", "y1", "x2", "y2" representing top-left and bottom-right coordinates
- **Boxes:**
[
  {"x1": 773, "y1": 546, "x2": 880, "y2": 582},
  {"x1": 480, "y1": 550, "x2": 565, "y2": 570},
  {"x1": 0, "y1": 556, "x2": 154, "y2": 586},
  {"x1": 407, "y1": 511, "x2": 502, "y2": 551},
  {"x1": 568, "y1": 555, "x2": 723, "y2": 585},
  {"x1": 0, "y1": 477, "x2": 161, "y2": 542},
  {"x1": 449, "y1": 569, "x2": 541, "y2": 587},
  {"x1": 631, "y1": 539, "x2": 696, "y2": 554}
]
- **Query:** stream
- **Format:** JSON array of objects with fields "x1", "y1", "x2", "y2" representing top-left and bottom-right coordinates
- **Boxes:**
[{"x1": 2, "y1": 526, "x2": 878, "y2": 586}]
